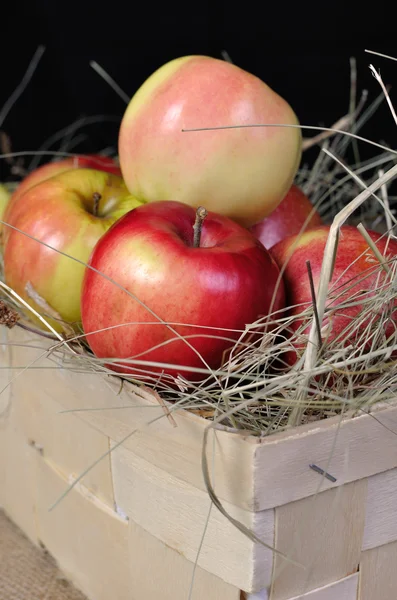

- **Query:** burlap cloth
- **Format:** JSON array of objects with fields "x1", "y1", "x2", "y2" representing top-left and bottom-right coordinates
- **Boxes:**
[{"x1": 0, "y1": 510, "x2": 87, "y2": 600}]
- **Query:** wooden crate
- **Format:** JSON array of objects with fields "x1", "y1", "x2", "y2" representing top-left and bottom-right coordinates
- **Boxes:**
[{"x1": 1, "y1": 325, "x2": 397, "y2": 599}]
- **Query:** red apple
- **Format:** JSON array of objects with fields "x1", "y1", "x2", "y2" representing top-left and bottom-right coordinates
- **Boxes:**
[
  {"x1": 1, "y1": 154, "x2": 121, "y2": 247},
  {"x1": 81, "y1": 200, "x2": 285, "y2": 382},
  {"x1": 118, "y1": 55, "x2": 302, "y2": 228},
  {"x1": 249, "y1": 184, "x2": 323, "y2": 249},
  {"x1": 4, "y1": 168, "x2": 143, "y2": 332},
  {"x1": 270, "y1": 225, "x2": 397, "y2": 364},
  {"x1": 74, "y1": 154, "x2": 121, "y2": 177}
]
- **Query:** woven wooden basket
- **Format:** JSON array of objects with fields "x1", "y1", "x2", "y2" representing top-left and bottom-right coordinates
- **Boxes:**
[{"x1": 1, "y1": 325, "x2": 397, "y2": 600}]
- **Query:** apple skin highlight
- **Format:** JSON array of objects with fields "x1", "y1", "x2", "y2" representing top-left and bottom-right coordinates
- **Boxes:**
[
  {"x1": 81, "y1": 200, "x2": 285, "y2": 382},
  {"x1": 119, "y1": 55, "x2": 302, "y2": 228}
]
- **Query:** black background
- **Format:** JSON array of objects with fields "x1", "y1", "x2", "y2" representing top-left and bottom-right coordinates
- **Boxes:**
[{"x1": 2, "y1": 2, "x2": 397, "y2": 181}]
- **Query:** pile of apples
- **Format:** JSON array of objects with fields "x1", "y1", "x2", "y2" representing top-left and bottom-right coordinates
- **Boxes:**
[{"x1": 2, "y1": 55, "x2": 396, "y2": 383}]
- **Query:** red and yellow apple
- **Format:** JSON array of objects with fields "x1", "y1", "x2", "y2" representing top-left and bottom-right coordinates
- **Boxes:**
[
  {"x1": 1, "y1": 154, "x2": 121, "y2": 246},
  {"x1": 119, "y1": 55, "x2": 302, "y2": 228},
  {"x1": 270, "y1": 225, "x2": 397, "y2": 364},
  {"x1": 249, "y1": 184, "x2": 323, "y2": 249},
  {"x1": 3, "y1": 168, "x2": 143, "y2": 331},
  {"x1": 81, "y1": 200, "x2": 285, "y2": 382}
]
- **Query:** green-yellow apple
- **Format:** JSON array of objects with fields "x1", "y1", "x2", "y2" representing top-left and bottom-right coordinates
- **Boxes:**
[
  {"x1": 1, "y1": 154, "x2": 121, "y2": 247},
  {"x1": 0, "y1": 182, "x2": 13, "y2": 247},
  {"x1": 249, "y1": 184, "x2": 323, "y2": 249},
  {"x1": 4, "y1": 168, "x2": 143, "y2": 332},
  {"x1": 81, "y1": 200, "x2": 285, "y2": 382},
  {"x1": 0, "y1": 183, "x2": 10, "y2": 222},
  {"x1": 270, "y1": 225, "x2": 397, "y2": 364},
  {"x1": 118, "y1": 55, "x2": 302, "y2": 228}
]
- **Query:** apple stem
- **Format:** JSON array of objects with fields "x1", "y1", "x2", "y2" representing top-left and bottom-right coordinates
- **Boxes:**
[
  {"x1": 93, "y1": 192, "x2": 102, "y2": 217},
  {"x1": 193, "y1": 206, "x2": 208, "y2": 248}
]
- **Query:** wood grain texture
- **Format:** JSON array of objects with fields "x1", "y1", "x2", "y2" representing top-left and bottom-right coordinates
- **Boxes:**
[
  {"x1": 36, "y1": 457, "x2": 131, "y2": 600},
  {"x1": 244, "y1": 573, "x2": 358, "y2": 600},
  {"x1": 244, "y1": 589, "x2": 270, "y2": 599},
  {"x1": 287, "y1": 572, "x2": 359, "y2": 599},
  {"x1": 111, "y1": 443, "x2": 274, "y2": 592},
  {"x1": 0, "y1": 327, "x2": 11, "y2": 416},
  {"x1": 359, "y1": 540, "x2": 397, "y2": 600},
  {"x1": 362, "y1": 467, "x2": 397, "y2": 550},
  {"x1": 270, "y1": 480, "x2": 366, "y2": 600},
  {"x1": 2, "y1": 423, "x2": 39, "y2": 545},
  {"x1": 0, "y1": 421, "x2": 5, "y2": 509},
  {"x1": 254, "y1": 403, "x2": 397, "y2": 510},
  {"x1": 128, "y1": 519, "x2": 241, "y2": 600},
  {"x1": 0, "y1": 327, "x2": 11, "y2": 509},
  {"x1": 8, "y1": 380, "x2": 115, "y2": 507}
]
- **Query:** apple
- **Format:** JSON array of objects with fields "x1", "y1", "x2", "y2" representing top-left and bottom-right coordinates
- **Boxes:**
[
  {"x1": 1, "y1": 154, "x2": 121, "y2": 246},
  {"x1": 0, "y1": 183, "x2": 10, "y2": 222},
  {"x1": 81, "y1": 200, "x2": 285, "y2": 382},
  {"x1": 3, "y1": 168, "x2": 143, "y2": 332},
  {"x1": 118, "y1": 55, "x2": 302, "y2": 228},
  {"x1": 249, "y1": 184, "x2": 323, "y2": 249},
  {"x1": 270, "y1": 225, "x2": 397, "y2": 365},
  {"x1": 73, "y1": 154, "x2": 122, "y2": 177}
]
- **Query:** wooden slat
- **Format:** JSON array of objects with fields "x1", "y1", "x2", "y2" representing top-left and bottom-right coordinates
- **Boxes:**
[
  {"x1": 9, "y1": 384, "x2": 115, "y2": 507},
  {"x1": 111, "y1": 443, "x2": 274, "y2": 592},
  {"x1": 253, "y1": 402, "x2": 397, "y2": 510},
  {"x1": 0, "y1": 424, "x2": 5, "y2": 508},
  {"x1": 362, "y1": 467, "x2": 397, "y2": 550},
  {"x1": 288, "y1": 572, "x2": 358, "y2": 600},
  {"x1": 2, "y1": 423, "x2": 39, "y2": 545},
  {"x1": 270, "y1": 481, "x2": 366, "y2": 600},
  {"x1": 359, "y1": 540, "x2": 397, "y2": 600},
  {"x1": 128, "y1": 518, "x2": 241, "y2": 600},
  {"x1": 244, "y1": 573, "x2": 358, "y2": 599},
  {"x1": 0, "y1": 327, "x2": 11, "y2": 509},
  {"x1": 36, "y1": 457, "x2": 131, "y2": 600},
  {"x1": 0, "y1": 327, "x2": 11, "y2": 416}
]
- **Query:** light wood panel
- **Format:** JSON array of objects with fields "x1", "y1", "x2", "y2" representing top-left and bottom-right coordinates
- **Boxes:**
[
  {"x1": 254, "y1": 404, "x2": 397, "y2": 510},
  {"x1": 0, "y1": 327, "x2": 11, "y2": 508},
  {"x1": 128, "y1": 519, "x2": 241, "y2": 600},
  {"x1": 111, "y1": 443, "x2": 274, "y2": 592},
  {"x1": 244, "y1": 573, "x2": 359, "y2": 600},
  {"x1": 36, "y1": 457, "x2": 131, "y2": 600},
  {"x1": 3, "y1": 423, "x2": 39, "y2": 545},
  {"x1": 9, "y1": 382, "x2": 115, "y2": 507},
  {"x1": 359, "y1": 540, "x2": 397, "y2": 600},
  {"x1": 362, "y1": 466, "x2": 397, "y2": 550},
  {"x1": 270, "y1": 481, "x2": 366, "y2": 600},
  {"x1": 287, "y1": 572, "x2": 358, "y2": 600}
]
